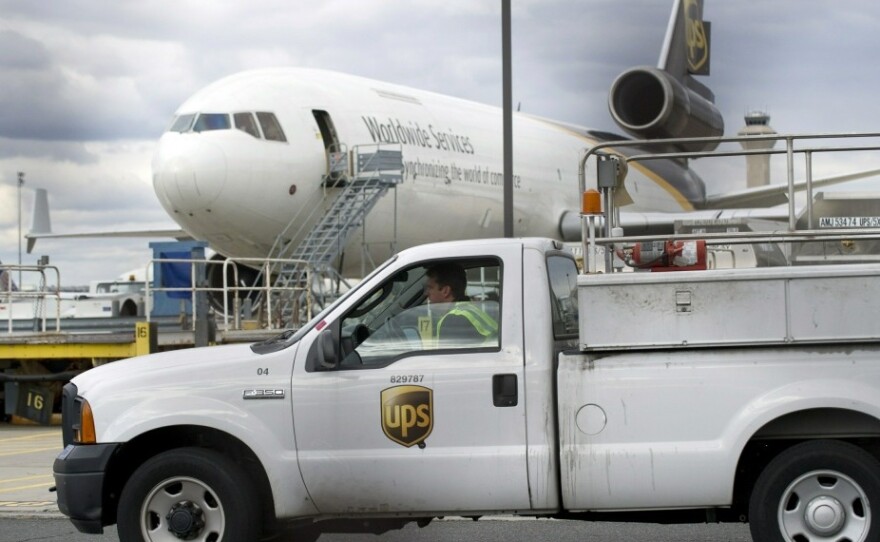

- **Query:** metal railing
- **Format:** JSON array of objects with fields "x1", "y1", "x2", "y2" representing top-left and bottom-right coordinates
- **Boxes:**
[
  {"x1": 145, "y1": 256, "x2": 311, "y2": 331},
  {"x1": 0, "y1": 264, "x2": 61, "y2": 333},
  {"x1": 578, "y1": 132, "x2": 880, "y2": 273}
]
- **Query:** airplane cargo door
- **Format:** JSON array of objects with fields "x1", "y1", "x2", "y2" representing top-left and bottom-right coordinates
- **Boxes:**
[
  {"x1": 290, "y1": 248, "x2": 531, "y2": 515},
  {"x1": 313, "y1": 110, "x2": 342, "y2": 182}
]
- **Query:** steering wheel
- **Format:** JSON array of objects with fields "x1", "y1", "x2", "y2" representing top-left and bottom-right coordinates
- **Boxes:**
[
  {"x1": 376, "y1": 317, "x2": 408, "y2": 344},
  {"x1": 352, "y1": 323, "x2": 370, "y2": 346}
]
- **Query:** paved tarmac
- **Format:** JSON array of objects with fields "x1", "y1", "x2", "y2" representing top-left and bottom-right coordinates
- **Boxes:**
[
  {"x1": 0, "y1": 424, "x2": 754, "y2": 541},
  {"x1": 0, "y1": 516, "x2": 754, "y2": 542},
  {"x1": 0, "y1": 423, "x2": 62, "y2": 518}
]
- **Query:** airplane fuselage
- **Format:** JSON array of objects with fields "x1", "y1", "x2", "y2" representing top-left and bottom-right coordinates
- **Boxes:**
[{"x1": 152, "y1": 68, "x2": 706, "y2": 270}]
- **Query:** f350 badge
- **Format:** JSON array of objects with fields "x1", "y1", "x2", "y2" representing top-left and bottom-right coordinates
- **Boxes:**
[{"x1": 381, "y1": 385, "x2": 433, "y2": 448}]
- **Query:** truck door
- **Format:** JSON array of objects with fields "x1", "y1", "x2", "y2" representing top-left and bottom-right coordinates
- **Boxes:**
[{"x1": 290, "y1": 248, "x2": 530, "y2": 514}]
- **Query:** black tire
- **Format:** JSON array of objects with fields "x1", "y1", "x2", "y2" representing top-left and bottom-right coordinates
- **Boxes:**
[
  {"x1": 117, "y1": 447, "x2": 261, "y2": 542},
  {"x1": 749, "y1": 440, "x2": 880, "y2": 542},
  {"x1": 120, "y1": 301, "x2": 137, "y2": 317}
]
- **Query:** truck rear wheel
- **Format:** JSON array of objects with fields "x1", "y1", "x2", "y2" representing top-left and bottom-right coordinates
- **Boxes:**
[
  {"x1": 117, "y1": 447, "x2": 260, "y2": 542},
  {"x1": 749, "y1": 440, "x2": 880, "y2": 542}
]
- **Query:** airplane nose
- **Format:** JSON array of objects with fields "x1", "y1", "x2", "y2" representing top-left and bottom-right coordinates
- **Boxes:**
[{"x1": 152, "y1": 135, "x2": 227, "y2": 212}]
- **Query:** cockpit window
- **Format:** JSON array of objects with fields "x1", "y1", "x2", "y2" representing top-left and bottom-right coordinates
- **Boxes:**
[
  {"x1": 167, "y1": 111, "x2": 284, "y2": 141},
  {"x1": 169, "y1": 114, "x2": 196, "y2": 133},
  {"x1": 256, "y1": 112, "x2": 287, "y2": 142},
  {"x1": 193, "y1": 113, "x2": 231, "y2": 132},
  {"x1": 234, "y1": 112, "x2": 261, "y2": 138}
]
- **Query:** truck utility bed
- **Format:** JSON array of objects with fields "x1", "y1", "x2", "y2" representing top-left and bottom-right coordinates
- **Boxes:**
[{"x1": 578, "y1": 263, "x2": 880, "y2": 351}]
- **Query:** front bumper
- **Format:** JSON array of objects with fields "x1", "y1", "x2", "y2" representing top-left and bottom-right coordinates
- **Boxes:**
[{"x1": 53, "y1": 442, "x2": 120, "y2": 534}]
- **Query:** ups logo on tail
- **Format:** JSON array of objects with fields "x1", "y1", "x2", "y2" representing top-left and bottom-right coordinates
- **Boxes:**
[
  {"x1": 684, "y1": 0, "x2": 710, "y2": 75},
  {"x1": 381, "y1": 385, "x2": 433, "y2": 448}
]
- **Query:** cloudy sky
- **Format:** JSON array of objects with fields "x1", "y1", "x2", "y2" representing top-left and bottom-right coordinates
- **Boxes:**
[{"x1": 2, "y1": 0, "x2": 880, "y2": 286}]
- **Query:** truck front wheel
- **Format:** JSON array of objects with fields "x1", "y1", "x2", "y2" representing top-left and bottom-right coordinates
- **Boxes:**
[
  {"x1": 117, "y1": 447, "x2": 260, "y2": 542},
  {"x1": 749, "y1": 440, "x2": 880, "y2": 542}
]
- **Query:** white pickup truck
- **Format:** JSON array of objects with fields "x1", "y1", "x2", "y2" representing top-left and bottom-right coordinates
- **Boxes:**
[{"x1": 53, "y1": 237, "x2": 880, "y2": 542}]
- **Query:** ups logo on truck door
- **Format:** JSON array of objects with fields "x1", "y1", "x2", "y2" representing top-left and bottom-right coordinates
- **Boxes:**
[{"x1": 381, "y1": 385, "x2": 433, "y2": 447}]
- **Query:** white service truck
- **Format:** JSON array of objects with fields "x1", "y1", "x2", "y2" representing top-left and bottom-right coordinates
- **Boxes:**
[
  {"x1": 53, "y1": 237, "x2": 880, "y2": 542},
  {"x1": 0, "y1": 276, "x2": 145, "y2": 324}
]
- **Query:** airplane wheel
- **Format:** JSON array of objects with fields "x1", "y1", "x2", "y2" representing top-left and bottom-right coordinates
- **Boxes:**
[
  {"x1": 749, "y1": 440, "x2": 880, "y2": 542},
  {"x1": 117, "y1": 447, "x2": 260, "y2": 542}
]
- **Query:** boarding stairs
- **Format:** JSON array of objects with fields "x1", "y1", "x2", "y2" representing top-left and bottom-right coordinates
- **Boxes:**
[{"x1": 264, "y1": 144, "x2": 403, "y2": 326}]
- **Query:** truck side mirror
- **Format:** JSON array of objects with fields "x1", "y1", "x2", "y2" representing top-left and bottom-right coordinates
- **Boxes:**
[{"x1": 317, "y1": 329, "x2": 338, "y2": 369}]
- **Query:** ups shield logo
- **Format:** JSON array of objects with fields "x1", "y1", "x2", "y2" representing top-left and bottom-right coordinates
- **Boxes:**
[
  {"x1": 684, "y1": 0, "x2": 710, "y2": 75},
  {"x1": 381, "y1": 385, "x2": 433, "y2": 447}
]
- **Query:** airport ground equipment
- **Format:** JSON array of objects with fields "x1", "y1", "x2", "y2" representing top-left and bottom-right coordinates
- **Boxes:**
[
  {"x1": 0, "y1": 264, "x2": 147, "y2": 332},
  {"x1": 0, "y1": 240, "x2": 305, "y2": 424},
  {"x1": 0, "y1": 322, "x2": 157, "y2": 424}
]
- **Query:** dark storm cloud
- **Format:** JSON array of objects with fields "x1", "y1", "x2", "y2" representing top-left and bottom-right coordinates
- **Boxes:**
[
  {"x1": 0, "y1": 137, "x2": 99, "y2": 163},
  {"x1": 509, "y1": 1, "x2": 669, "y2": 129},
  {"x1": 0, "y1": 0, "x2": 673, "y2": 144},
  {"x1": 0, "y1": 30, "x2": 50, "y2": 69},
  {"x1": 0, "y1": 66, "x2": 167, "y2": 141},
  {"x1": 0, "y1": 26, "x2": 173, "y2": 141},
  {"x1": 0, "y1": 3, "x2": 196, "y2": 142},
  {"x1": 2, "y1": 0, "x2": 880, "y2": 144},
  {"x1": 3, "y1": 0, "x2": 880, "y2": 285}
]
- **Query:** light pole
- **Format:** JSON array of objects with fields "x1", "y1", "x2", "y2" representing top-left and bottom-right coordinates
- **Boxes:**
[
  {"x1": 502, "y1": 0, "x2": 513, "y2": 238},
  {"x1": 17, "y1": 171, "x2": 24, "y2": 288}
]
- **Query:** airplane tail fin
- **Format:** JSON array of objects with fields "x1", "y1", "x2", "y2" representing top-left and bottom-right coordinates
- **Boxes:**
[
  {"x1": 24, "y1": 187, "x2": 188, "y2": 249},
  {"x1": 608, "y1": 0, "x2": 722, "y2": 151},
  {"x1": 27, "y1": 188, "x2": 52, "y2": 254},
  {"x1": 658, "y1": 0, "x2": 712, "y2": 99}
]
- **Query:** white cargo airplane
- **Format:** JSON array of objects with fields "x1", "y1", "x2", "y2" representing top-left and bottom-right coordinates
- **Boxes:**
[
  {"x1": 27, "y1": 0, "x2": 873, "y2": 287},
  {"x1": 149, "y1": 0, "x2": 722, "y2": 275}
]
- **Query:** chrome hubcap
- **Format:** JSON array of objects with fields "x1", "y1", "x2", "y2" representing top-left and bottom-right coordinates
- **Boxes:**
[
  {"x1": 140, "y1": 476, "x2": 225, "y2": 542},
  {"x1": 804, "y1": 495, "x2": 845, "y2": 536},
  {"x1": 779, "y1": 470, "x2": 870, "y2": 541}
]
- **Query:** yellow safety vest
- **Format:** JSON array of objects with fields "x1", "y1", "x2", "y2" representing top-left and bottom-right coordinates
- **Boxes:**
[{"x1": 436, "y1": 302, "x2": 498, "y2": 342}]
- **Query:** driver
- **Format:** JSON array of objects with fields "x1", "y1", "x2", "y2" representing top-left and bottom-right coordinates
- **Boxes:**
[{"x1": 424, "y1": 262, "x2": 498, "y2": 346}]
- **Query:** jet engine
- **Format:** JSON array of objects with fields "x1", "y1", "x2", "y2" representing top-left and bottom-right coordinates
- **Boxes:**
[{"x1": 608, "y1": 66, "x2": 724, "y2": 152}]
